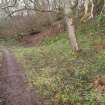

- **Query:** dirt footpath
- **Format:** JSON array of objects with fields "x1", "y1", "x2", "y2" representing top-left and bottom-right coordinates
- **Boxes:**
[{"x1": 0, "y1": 49, "x2": 42, "y2": 105}]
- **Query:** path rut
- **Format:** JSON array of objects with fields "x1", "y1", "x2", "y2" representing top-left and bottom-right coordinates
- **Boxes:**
[{"x1": 0, "y1": 49, "x2": 42, "y2": 105}]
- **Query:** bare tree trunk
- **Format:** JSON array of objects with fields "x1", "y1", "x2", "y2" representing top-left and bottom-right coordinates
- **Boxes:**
[
  {"x1": 63, "y1": 0, "x2": 80, "y2": 52},
  {"x1": 65, "y1": 16, "x2": 79, "y2": 51}
]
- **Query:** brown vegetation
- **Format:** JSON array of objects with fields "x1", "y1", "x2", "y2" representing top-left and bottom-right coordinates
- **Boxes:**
[
  {"x1": 93, "y1": 75, "x2": 105, "y2": 93},
  {"x1": 23, "y1": 21, "x2": 65, "y2": 45}
]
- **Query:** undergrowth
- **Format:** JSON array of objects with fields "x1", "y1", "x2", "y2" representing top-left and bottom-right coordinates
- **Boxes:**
[{"x1": 12, "y1": 15, "x2": 105, "y2": 105}]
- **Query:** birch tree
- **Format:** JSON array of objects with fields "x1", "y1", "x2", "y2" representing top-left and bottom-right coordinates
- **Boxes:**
[{"x1": 63, "y1": 0, "x2": 79, "y2": 51}]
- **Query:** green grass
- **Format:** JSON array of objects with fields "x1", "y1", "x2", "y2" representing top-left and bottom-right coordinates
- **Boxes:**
[
  {"x1": 14, "y1": 32, "x2": 105, "y2": 105},
  {"x1": 7, "y1": 15, "x2": 105, "y2": 105}
]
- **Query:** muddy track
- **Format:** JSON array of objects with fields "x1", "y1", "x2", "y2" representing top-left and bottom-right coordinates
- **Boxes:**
[{"x1": 0, "y1": 49, "x2": 42, "y2": 105}]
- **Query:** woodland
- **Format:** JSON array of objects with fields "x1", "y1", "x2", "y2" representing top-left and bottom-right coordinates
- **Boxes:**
[{"x1": 0, "y1": 0, "x2": 105, "y2": 105}]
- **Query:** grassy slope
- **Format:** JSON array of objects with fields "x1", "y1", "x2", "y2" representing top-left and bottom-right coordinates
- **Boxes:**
[{"x1": 3, "y1": 16, "x2": 105, "y2": 105}]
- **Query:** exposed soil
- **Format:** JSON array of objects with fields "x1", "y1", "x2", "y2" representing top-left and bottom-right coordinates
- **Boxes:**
[
  {"x1": 23, "y1": 21, "x2": 64, "y2": 46},
  {"x1": 0, "y1": 49, "x2": 43, "y2": 105}
]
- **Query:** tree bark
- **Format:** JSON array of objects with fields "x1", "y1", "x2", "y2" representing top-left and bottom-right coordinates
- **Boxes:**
[{"x1": 65, "y1": 16, "x2": 79, "y2": 51}]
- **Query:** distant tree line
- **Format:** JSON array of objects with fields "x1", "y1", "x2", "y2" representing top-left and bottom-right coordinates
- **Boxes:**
[{"x1": 0, "y1": 0, "x2": 105, "y2": 51}]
